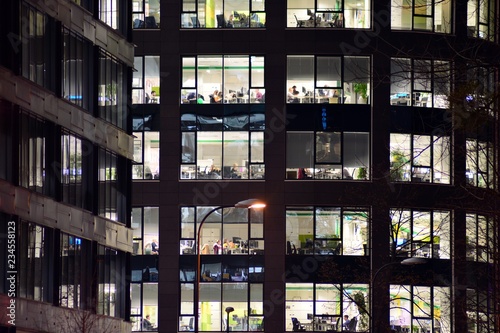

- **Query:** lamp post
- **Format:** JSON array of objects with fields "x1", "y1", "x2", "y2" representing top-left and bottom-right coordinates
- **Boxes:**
[
  {"x1": 194, "y1": 199, "x2": 266, "y2": 333},
  {"x1": 371, "y1": 258, "x2": 427, "y2": 333},
  {"x1": 225, "y1": 306, "x2": 235, "y2": 333}
]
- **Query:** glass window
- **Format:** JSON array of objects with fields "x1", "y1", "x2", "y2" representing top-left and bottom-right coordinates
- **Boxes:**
[
  {"x1": 287, "y1": 0, "x2": 370, "y2": 29},
  {"x1": 97, "y1": 245, "x2": 127, "y2": 318},
  {"x1": 59, "y1": 233, "x2": 92, "y2": 309},
  {"x1": 98, "y1": 51, "x2": 128, "y2": 130},
  {"x1": 98, "y1": 149, "x2": 127, "y2": 223},
  {"x1": 181, "y1": 0, "x2": 266, "y2": 28},
  {"x1": 391, "y1": 0, "x2": 452, "y2": 33},
  {"x1": 287, "y1": 56, "x2": 370, "y2": 104},
  {"x1": 286, "y1": 131, "x2": 369, "y2": 181},
  {"x1": 390, "y1": 209, "x2": 451, "y2": 259},
  {"x1": 18, "y1": 221, "x2": 53, "y2": 303},
  {"x1": 180, "y1": 110, "x2": 265, "y2": 180},
  {"x1": 20, "y1": 2, "x2": 57, "y2": 92},
  {"x1": 390, "y1": 58, "x2": 450, "y2": 108},
  {"x1": 18, "y1": 112, "x2": 45, "y2": 194},
  {"x1": 99, "y1": 0, "x2": 123, "y2": 30},
  {"x1": 467, "y1": 288, "x2": 496, "y2": 333},
  {"x1": 133, "y1": 0, "x2": 160, "y2": 28},
  {"x1": 133, "y1": 56, "x2": 161, "y2": 105},
  {"x1": 465, "y1": 214, "x2": 495, "y2": 263},
  {"x1": 62, "y1": 28, "x2": 93, "y2": 110},
  {"x1": 181, "y1": 56, "x2": 265, "y2": 104},
  {"x1": 466, "y1": 139, "x2": 494, "y2": 189},
  {"x1": 179, "y1": 205, "x2": 265, "y2": 332},
  {"x1": 61, "y1": 133, "x2": 94, "y2": 211},
  {"x1": 467, "y1": 0, "x2": 495, "y2": 40},
  {"x1": 390, "y1": 285, "x2": 451, "y2": 333},
  {"x1": 390, "y1": 133, "x2": 451, "y2": 184},
  {"x1": 132, "y1": 207, "x2": 160, "y2": 255},
  {"x1": 180, "y1": 205, "x2": 264, "y2": 256},
  {"x1": 133, "y1": 131, "x2": 160, "y2": 180},
  {"x1": 285, "y1": 283, "x2": 369, "y2": 332},
  {"x1": 286, "y1": 207, "x2": 369, "y2": 256}
]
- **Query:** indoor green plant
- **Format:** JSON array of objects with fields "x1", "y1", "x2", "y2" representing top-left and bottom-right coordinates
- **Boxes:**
[
  {"x1": 353, "y1": 83, "x2": 368, "y2": 102},
  {"x1": 356, "y1": 167, "x2": 367, "y2": 180}
]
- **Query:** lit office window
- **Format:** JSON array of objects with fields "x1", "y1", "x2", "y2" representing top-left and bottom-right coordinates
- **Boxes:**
[
  {"x1": 131, "y1": 207, "x2": 160, "y2": 255},
  {"x1": 61, "y1": 133, "x2": 94, "y2": 211},
  {"x1": 286, "y1": 56, "x2": 370, "y2": 104},
  {"x1": 179, "y1": 206, "x2": 264, "y2": 332},
  {"x1": 390, "y1": 209, "x2": 451, "y2": 259},
  {"x1": 180, "y1": 109, "x2": 265, "y2": 180},
  {"x1": 287, "y1": 0, "x2": 370, "y2": 28},
  {"x1": 18, "y1": 112, "x2": 45, "y2": 194},
  {"x1": 133, "y1": 56, "x2": 160, "y2": 105},
  {"x1": 180, "y1": 205, "x2": 264, "y2": 255},
  {"x1": 391, "y1": 0, "x2": 452, "y2": 33},
  {"x1": 390, "y1": 58, "x2": 450, "y2": 108},
  {"x1": 389, "y1": 285, "x2": 451, "y2": 333},
  {"x1": 286, "y1": 131, "x2": 369, "y2": 180},
  {"x1": 97, "y1": 246, "x2": 127, "y2": 318},
  {"x1": 59, "y1": 233, "x2": 91, "y2": 309},
  {"x1": 467, "y1": 0, "x2": 495, "y2": 41},
  {"x1": 465, "y1": 214, "x2": 495, "y2": 263},
  {"x1": 131, "y1": 282, "x2": 159, "y2": 331},
  {"x1": 390, "y1": 133, "x2": 451, "y2": 184},
  {"x1": 467, "y1": 288, "x2": 496, "y2": 332},
  {"x1": 181, "y1": 56, "x2": 265, "y2": 104},
  {"x1": 286, "y1": 207, "x2": 369, "y2": 256},
  {"x1": 133, "y1": 0, "x2": 160, "y2": 28},
  {"x1": 181, "y1": 0, "x2": 265, "y2": 28},
  {"x1": 98, "y1": 51, "x2": 127, "y2": 130},
  {"x1": 98, "y1": 149, "x2": 127, "y2": 223},
  {"x1": 285, "y1": 283, "x2": 369, "y2": 332},
  {"x1": 133, "y1": 131, "x2": 160, "y2": 180},
  {"x1": 99, "y1": 0, "x2": 119, "y2": 29},
  {"x1": 464, "y1": 66, "x2": 496, "y2": 116},
  {"x1": 466, "y1": 139, "x2": 494, "y2": 189}
]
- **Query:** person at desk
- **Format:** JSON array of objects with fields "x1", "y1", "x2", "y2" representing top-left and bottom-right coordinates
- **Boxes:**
[
  {"x1": 287, "y1": 86, "x2": 300, "y2": 103},
  {"x1": 142, "y1": 315, "x2": 156, "y2": 331},
  {"x1": 226, "y1": 14, "x2": 234, "y2": 28},
  {"x1": 254, "y1": 89, "x2": 263, "y2": 102},
  {"x1": 150, "y1": 90, "x2": 158, "y2": 103},
  {"x1": 211, "y1": 90, "x2": 222, "y2": 103},
  {"x1": 213, "y1": 239, "x2": 222, "y2": 254},
  {"x1": 151, "y1": 239, "x2": 159, "y2": 254},
  {"x1": 342, "y1": 315, "x2": 351, "y2": 330}
]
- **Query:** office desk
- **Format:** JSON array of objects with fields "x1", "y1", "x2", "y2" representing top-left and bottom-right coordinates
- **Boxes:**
[{"x1": 296, "y1": 95, "x2": 313, "y2": 103}]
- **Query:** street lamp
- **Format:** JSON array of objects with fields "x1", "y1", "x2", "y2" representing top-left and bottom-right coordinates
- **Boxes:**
[
  {"x1": 194, "y1": 199, "x2": 266, "y2": 333},
  {"x1": 225, "y1": 306, "x2": 235, "y2": 333},
  {"x1": 371, "y1": 258, "x2": 427, "y2": 333}
]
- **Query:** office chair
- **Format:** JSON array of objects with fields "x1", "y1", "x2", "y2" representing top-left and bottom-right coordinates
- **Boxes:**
[
  {"x1": 346, "y1": 317, "x2": 357, "y2": 332},
  {"x1": 145, "y1": 16, "x2": 157, "y2": 28},
  {"x1": 216, "y1": 14, "x2": 226, "y2": 28},
  {"x1": 291, "y1": 318, "x2": 306, "y2": 331}
]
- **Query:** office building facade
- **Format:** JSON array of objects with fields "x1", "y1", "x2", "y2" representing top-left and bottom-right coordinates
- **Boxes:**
[
  {"x1": 131, "y1": 0, "x2": 499, "y2": 332},
  {"x1": 0, "y1": 0, "x2": 135, "y2": 332}
]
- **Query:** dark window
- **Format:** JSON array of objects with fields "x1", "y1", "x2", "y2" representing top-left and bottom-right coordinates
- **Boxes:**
[{"x1": 18, "y1": 221, "x2": 53, "y2": 302}]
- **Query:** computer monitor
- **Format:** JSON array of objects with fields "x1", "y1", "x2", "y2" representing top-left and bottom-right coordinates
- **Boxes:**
[
  {"x1": 307, "y1": 9, "x2": 314, "y2": 16},
  {"x1": 307, "y1": 314, "x2": 313, "y2": 320},
  {"x1": 234, "y1": 11, "x2": 240, "y2": 18},
  {"x1": 302, "y1": 86, "x2": 307, "y2": 94}
]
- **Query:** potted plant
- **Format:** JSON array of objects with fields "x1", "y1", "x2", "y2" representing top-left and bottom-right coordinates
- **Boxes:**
[
  {"x1": 353, "y1": 83, "x2": 368, "y2": 103},
  {"x1": 356, "y1": 167, "x2": 367, "y2": 180},
  {"x1": 352, "y1": 291, "x2": 369, "y2": 331},
  {"x1": 390, "y1": 150, "x2": 408, "y2": 181}
]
